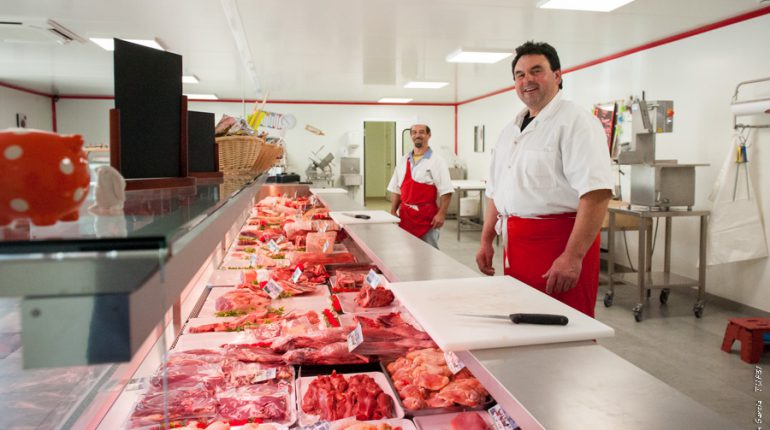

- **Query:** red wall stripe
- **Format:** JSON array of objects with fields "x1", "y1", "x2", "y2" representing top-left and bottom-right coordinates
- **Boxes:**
[
  {"x1": 0, "y1": 81, "x2": 53, "y2": 98},
  {"x1": 457, "y1": 5, "x2": 770, "y2": 106},
  {"x1": 454, "y1": 105, "x2": 458, "y2": 154}
]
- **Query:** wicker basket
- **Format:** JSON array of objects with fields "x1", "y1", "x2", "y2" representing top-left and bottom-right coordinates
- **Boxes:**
[
  {"x1": 252, "y1": 143, "x2": 284, "y2": 174},
  {"x1": 215, "y1": 135, "x2": 264, "y2": 175}
]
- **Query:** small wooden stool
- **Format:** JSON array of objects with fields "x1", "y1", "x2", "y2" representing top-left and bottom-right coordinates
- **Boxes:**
[{"x1": 721, "y1": 318, "x2": 770, "y2": 363}]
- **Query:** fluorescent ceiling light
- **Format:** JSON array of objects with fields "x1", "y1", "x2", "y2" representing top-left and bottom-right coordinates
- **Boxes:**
[
  {"x1": 378, "y1": 98, "x2": 413, "y2": 104},
  {"x1": 537, "y1": 0, "x2": 635, "y2": 12},
  {"x1": 89, "y1": 37, "x2": 165, "y2": 51},
  {"x1": 184, "y1": 93, "x2": 219, "y2": 100},
  {"x1": 446, "y1": 49, "x2": 512, "y2": 64},
  {"x1": 404, "y1": 81, "x2": 449, "y2": 89},
  {"x1": 182, "y1": 75, "x2": 200, "y2": 84}
]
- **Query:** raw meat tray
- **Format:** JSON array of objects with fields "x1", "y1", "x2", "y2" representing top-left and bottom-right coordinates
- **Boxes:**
[
  {"x1": 379, "y1": 361, "x2": 494, "y2": 418},
  {"x1": 295, "y1": 371, "x2": 405, "y2": 426},
  {"x1": 334, "y1": 290, "x2": 400, "y2": 314},
  {"x1": 199, "y1": 286, "x2": 330, "y2": 318},
  {"x1": 413, "y1": 411, "x2": 495, "y2": 430},
  {"x1": 329, "y1": 418, "x2": 417, "y2": 430}
]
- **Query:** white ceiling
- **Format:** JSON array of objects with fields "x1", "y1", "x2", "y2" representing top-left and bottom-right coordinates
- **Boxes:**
[{"x1": 0, "y1": 0, "x2": 765, "y2": 103}]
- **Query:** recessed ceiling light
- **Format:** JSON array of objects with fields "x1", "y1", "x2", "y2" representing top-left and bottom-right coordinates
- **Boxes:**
[
  {"x1": 404, "y1": 81, "x2": 449, "y2": 89},
  {"x1": 184, "y1": 93, "x2": 219, "y2": 100},
  {"x1": 183, "y1": 75, "x2": 200, "y2": 84},
  {"x1": 89, "y1": 37, "x2": 165, "y2": 51},
  {"x1": 378, "y1": 98, "x2": 413, "y2": 104},
  {"x1": 537, "y1": 0, "x2": 635, "y2": 12},
  {"x1": 445, "y1": 49, "x2": 513, "y2": 64}
]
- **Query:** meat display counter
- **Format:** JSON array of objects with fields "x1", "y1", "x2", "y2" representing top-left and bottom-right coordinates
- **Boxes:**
[{"x1": 0, "y1": 182, "x2": 739, "y2": 429}]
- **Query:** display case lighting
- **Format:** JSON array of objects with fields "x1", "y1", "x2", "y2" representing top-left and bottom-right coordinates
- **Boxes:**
[
  {"x1": 537, "y1": 0, "x2": 635, "y2": 12},
  {"x1": 184, "y1": 93, "x2": 219, "y2": 100},
  {"x1": 378, "y1": 98, "x2": 413, "y2": 103},
  {"x1": 445, "y1": 49, "x2": 512, "y2": 64},
  {"x1": 90, "y1": 37, "x2": 165, "y2": 51},
  {"x1": 182, "y1": 75, "x2": 200, "y2": 84},
  {"x1": 404, "y1": 81, "x2": 449, "y2": 89}
]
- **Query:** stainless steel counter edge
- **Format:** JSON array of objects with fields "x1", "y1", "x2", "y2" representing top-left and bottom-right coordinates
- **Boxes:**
[{"x1": 319, "y1": 192, "x2": 740, "y2": 430}]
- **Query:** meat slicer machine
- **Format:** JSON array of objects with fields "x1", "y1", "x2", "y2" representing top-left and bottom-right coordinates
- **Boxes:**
[
  {"x1": 305, "y1": 147, "x2": 335, "y2": 187},
  {"x1": 618, "y1": 99, "x2": 707, "y2": 209}
]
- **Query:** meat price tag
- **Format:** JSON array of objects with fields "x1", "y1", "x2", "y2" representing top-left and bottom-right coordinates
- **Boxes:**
[
  {"x1": 310, "y1": 195, "x2": 318, "y2": 206},
  {"x1": 444, "y1": 351, "x2": 466, "y2": 374},
  {"x1": 319, "y1": 222, "x2": 328, "y2": 233},
  {"x1": 291, "y1": 266, "x2": 303, "y2": 283},
  {"x1": 347, "y1": 323, "x2": 364, "y2": 352},
  {"x1": 264, "y1": 280, "x2": 284, "y2": 299},
  {"x1": 268, "y1": 239, "x2": 280, "y2": 254},
  {"x1": 275, "y1": 235, "x2": 284, "y2": 244},
  {"x1": 251, "y1": 367, "x2": 277, "y2": 383},
  {"x1": 488, "y1": 404, "x2": 519, "y2": 430},
  {"x1": 249, "y1": 254, "x2": 257, "y2": 268},
  {"x1": 322, "y1": 239, "x2": 330, "y2": 253},
  {"x1": 299, "y1": 421, "x2": 330, "y2": 430},
  {"x1": 365, "y1": 269, "x2": 381, "y2": 287}
]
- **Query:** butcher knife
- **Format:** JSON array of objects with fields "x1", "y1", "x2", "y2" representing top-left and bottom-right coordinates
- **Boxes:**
[
  {"x1": 342, "y1": 213, "x2": 371, "y2": 220},
  {"x1": 459, "y1": 313, "x2": 569, "y2": 325}
]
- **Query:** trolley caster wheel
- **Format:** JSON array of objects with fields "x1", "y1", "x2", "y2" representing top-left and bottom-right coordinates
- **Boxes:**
[
  {"x1": 693, "y1": 303, "x2": 705, "y2": 318},
  {"x1": 660, "y1": 289, "x2": 670, "y2": 305},
  {"x1": 633, "y1": 304, "x2": 644, "y2": 322},
  {"x1": 603, "y1": 291, "x2": 614, "y2": 307}
]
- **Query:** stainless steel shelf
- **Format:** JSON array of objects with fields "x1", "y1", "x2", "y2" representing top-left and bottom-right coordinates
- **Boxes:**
[{"x1": 611, "y1": 271, "x2": 700, "y2": 288}]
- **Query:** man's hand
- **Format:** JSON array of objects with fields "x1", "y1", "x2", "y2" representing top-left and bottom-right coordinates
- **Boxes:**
[
  {"x1": 431, "y1": 212, "x2": 446, "y2": 229},
  {"x1": 476, "y1": 242, "x2": 496, "y2": 276},
  {"x1": 543, "y1": 252, "x2": 582, "y2": 294}
]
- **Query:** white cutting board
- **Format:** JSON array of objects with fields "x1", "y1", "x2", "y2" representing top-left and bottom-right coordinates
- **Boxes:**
[
  {"x1": 309, "y1": 187, "x2": 348, "y2": 194},
  {"x1": 329, "y1": 210, "x2": 400, "y2": 225},
  {"x1": 389, "y1": 276, "x2": 613, "y2": 351}
]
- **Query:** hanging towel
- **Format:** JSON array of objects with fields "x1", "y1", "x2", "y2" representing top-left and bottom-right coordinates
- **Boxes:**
[{"x1": 707, "y1": 130, "x2": 768, "y2": 265}]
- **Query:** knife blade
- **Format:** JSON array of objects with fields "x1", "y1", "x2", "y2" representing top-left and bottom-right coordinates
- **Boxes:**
[
  {"x1": 458, "y1": 313, "x2": 569, "y2": 325},
  {"x1": 342, "y1": 213, "x2": 371, "y2": 220}
]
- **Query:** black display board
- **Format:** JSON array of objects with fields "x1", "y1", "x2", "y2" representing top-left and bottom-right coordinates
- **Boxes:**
[
  {"x1": 187, "y1": 111, "x2": 217, "y2": 173},
  {"x1": 114, "y1": 39, "x2": 183, "y2": 179}
]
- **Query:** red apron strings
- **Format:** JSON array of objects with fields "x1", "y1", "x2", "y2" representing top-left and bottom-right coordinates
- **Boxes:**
[
  {"x1": 504, "y1": 213, "x2": 600, "y2": 318},
  {"x1": 398, "y1": 160, "x2": 438, "y2": 239}
]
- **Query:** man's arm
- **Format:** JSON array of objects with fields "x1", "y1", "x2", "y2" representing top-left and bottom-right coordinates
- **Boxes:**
[
  {"x1": 431, "y1": 193, "x2": 452, "y2": 228},
  {"x1": 475, "y1": 199, "x2": 500, "y2": 276},
  {"x1": 543, "y1": 189, "x2": 612, "y2": 294},
  {"x1": 390, "y1": 193, "x2": 401, "y2": 216}
]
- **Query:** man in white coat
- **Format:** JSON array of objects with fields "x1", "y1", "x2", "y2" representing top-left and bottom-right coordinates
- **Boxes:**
[
  {"x1": 475, "y1": 41, "x2": 613, "y2": 317},
  {"x1": 388, "y1": 124, "x2": 453, "y2": 249}
]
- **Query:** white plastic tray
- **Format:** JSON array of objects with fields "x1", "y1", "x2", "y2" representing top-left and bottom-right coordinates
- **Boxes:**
[
  {"x1": 296, "y1": 371, "x2": 405, "y2": 426},
  {"x1": 335, "y1": 290, "x2": 399, "y2": 314},
  {"x1": 329, "y1": 418, "x2": 417, "y2": 430},
  {"x1": 413, "y1": 411, "x2": 494, "y2": 430},
  {"x1": 200, "y1": 287, "x2": 330, "y2": 318}
]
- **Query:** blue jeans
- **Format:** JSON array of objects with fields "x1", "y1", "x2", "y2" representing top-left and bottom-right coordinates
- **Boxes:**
[{"x1": 420, "y1": 228, "x2": 440, "y2": 249}]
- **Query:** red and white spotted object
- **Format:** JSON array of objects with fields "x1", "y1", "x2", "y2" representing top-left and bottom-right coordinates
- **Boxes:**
[{"x1": 0, "y1": 129, "x2": 90, "y2": 226}]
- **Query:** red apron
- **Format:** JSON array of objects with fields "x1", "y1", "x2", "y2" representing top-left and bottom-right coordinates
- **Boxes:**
[
  {"x1": 504, "y1": 213, "x2": 600, "y2": 318},
  {"x1": 398, "y1": 160, "x2": 438, "y2": 239}
]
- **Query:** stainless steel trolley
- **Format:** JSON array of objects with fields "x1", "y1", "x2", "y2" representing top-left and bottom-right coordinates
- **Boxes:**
[{"x1": 605, "y1": 206, "x2": 709, "y2": 322}]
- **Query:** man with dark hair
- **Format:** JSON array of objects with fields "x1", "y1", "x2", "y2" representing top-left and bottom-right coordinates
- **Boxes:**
[
  {"x1": 388, "y1": 124, "x2": 453, "y2": 249},
  {"x1": 475, "y1": 41, "x2": 613, "y2": 317}
]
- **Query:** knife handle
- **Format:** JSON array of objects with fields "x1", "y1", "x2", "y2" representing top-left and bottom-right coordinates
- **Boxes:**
[{"x1": 510, "y1": 313, "x2": 569, "y2": 325}]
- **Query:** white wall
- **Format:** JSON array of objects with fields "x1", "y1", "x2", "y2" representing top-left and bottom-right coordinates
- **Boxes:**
[
  {"x1": 458, "y1": 15, "x2": 770, "y2": 311},
  {"x1": 54, "y1": 98, "x2": 454, "y2": 204},
  {"x1": 0, "y1": 87, "x2": 52, "y2": 131}
]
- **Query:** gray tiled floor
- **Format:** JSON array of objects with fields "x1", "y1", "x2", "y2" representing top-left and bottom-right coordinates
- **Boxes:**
[{"x1": 430, "y1": 217, "x2": 770, "y2": 429}]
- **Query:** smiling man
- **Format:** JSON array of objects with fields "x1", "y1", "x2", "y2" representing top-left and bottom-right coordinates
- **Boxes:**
[
  {"x1": 475, "y1": 41, "x2": 613, "y2": 317},
  {"x1": 388, "y1": 124, "x2": 453, "y2": 249}
]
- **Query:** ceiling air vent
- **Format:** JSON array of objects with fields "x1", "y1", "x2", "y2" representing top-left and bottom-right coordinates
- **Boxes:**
[{"x1": 0, "y1": 18, "x2": 85, "y2": 44}]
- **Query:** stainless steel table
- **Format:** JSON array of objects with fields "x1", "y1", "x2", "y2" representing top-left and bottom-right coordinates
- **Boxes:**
[{"x1": 606, "y1": 206, "x2": 709, "y2": 322}]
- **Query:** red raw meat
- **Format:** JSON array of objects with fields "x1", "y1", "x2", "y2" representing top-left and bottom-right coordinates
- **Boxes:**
[
  {"x1": 451, "y1": 412, "x2": 491, "y2": 430},
  {"x1": 216, "y1": 385, "x2": 289, "y2": 422},
  {"x1": 354, "y1": 284, "x2": 395, "y2": 308},
  {"x1": 225, "y1": 345, "x2": 285, "y2": 364},
  {"x1": 288, "y1": 250, "x2": 355, "y2": 267},
  {"x1": 130, "y1": 383, "x2": 217, "y2": 426},
  {"x1": 437, "y1": 378, "x2": 489, "y2": 407},
  {"x1": 215, "y1": 289, "x2": 271, "y2": 314},
  {"x1": 269, "y1": 327, "x2": 350, "y2": 353},
  {"x1": 302, "y1": 372, "x2": 394, "y2": 422},
  {"x1": 282, "y1": 342, "x2": 369, "y2": 365}
]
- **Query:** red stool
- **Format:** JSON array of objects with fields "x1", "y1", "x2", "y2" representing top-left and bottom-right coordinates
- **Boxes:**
[{"x1": 721, "y1": 318, "x2": 770, "y2": 364}]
